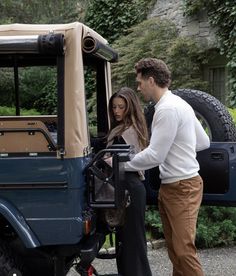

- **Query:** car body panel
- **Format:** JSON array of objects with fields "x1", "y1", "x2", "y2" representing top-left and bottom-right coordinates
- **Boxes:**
[
  {"x1": 0, "y1": 156, "x2": 90, "y2": 247},
  {"x1": 200, "y1": 142, "x2": 236, "y2": 206}
]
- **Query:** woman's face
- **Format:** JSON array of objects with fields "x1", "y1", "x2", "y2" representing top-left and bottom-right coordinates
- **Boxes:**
[{"x1": 112, "y1": 96, "x2": 126, "y2": 122}]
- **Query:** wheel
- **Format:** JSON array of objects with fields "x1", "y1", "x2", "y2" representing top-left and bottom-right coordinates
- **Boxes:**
[
  {"x1": 173, "y1": 89, "x2": 236, "y2": 141},
  {"x1": 9, "y1": 237, "x2": 54, "y2": 276},
  {"x1": 0, "y1": 240, "x2": 27, "y2": 276}
]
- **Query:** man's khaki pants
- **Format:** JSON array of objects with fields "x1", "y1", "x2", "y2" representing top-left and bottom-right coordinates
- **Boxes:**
[{"x1": 158, "y1": 175, "x2": 204, "y2": 276}]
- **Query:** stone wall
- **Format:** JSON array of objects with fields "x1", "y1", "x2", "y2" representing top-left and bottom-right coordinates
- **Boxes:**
[{"x1": 148, "y1": 0, "x2": 217, "y2": 48}]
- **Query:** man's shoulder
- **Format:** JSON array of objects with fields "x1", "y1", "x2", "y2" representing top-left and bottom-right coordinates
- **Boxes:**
[
  {"x1": 162, "y1": 92, "x2": 192, "y2": 110},
  {"x1": 155, "y1": 92, "x2": 194, "y2": 122}
]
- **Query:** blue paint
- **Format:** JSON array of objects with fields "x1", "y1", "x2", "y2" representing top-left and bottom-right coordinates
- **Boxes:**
[
  {"x1": 0, "y1": 156, "x2": 91, "y2": 247},
  {"x1": 0, "y1": 198, "x2": 40, "y2": 248},
  {"x1": 203, "y1": 142, "x2": 236, "y2": 206}
]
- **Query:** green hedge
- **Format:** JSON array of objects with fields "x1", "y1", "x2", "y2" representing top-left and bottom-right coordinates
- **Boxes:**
[
  {"x1": 228, "y1": 108, "x2": 236, "y2": 125},
  {"x1": 0, "y1": 67, "x2": 57, "y2": 115},
  {"x1": 85, "y1": 0, "x2": 155, "y2": 43},
  {"x1": 112, "y1": 17, "x2": 209, "y2": 92},
  {"x1": 0, "y1": 106, "x2": 40, "y2": 116},
  {"x1": 145, "y1": 205, "x2": 236, "y2": 248},
  {"x1": 196, "y1": 206, "x2": 236, "y2": 248}
]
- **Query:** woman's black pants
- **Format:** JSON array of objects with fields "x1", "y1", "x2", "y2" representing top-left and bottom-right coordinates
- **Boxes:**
[{"x1": 116, "y1": 172, "x2": 152, "y2": 276}]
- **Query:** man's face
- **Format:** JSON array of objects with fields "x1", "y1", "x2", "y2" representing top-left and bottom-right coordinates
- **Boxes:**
[{"x1": 136, "y1": 73, "x2": 153, "y2": 101}]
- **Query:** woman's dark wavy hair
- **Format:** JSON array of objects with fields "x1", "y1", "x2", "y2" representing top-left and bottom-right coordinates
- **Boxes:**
[{"x1": 108, "y1": 87, "x2": 149, "y2": 149}]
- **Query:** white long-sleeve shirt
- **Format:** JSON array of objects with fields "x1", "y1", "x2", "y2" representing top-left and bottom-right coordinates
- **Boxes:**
[{"x1": 125, "y1": 90, "x2": 210, "y2": 183}]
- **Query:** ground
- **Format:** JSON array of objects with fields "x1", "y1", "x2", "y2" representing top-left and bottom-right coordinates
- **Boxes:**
[{"x1": 67, "y1": 245, "x2": 236, "y2": 276}]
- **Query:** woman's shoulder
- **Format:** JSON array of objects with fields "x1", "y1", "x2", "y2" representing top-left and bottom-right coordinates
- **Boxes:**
[
  {"x1": 122, "y1": 125, "x2": 136, "y2": 136},
  {"x1": 122, "y1": 126, "x2": 139, "y2": 148}
]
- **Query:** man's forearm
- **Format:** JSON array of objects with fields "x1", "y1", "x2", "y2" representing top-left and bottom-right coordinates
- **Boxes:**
[
  {"x1": 125, "y1": 147, "x2": 162, "y2": 171},
  {"x1": 125, "y1": 107, "x2": 178, "y2": 172}
]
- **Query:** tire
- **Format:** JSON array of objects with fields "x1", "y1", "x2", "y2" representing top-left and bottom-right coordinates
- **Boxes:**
[
  {"x1": 0, "y1": 240, "x2": 27, "y2": 276},
  {"x1": 172, "y1": 89, "x2": 236, "y2": 142}
]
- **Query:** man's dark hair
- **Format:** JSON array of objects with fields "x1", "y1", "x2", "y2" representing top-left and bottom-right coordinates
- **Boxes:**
[{"x1": 135, "y1": 58, "x2": 171, "y2": 88}]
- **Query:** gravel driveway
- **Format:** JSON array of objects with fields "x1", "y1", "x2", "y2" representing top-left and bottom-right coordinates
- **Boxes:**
[{"x1": 68, "y1": 245, "x2": 236, "y2": 276}]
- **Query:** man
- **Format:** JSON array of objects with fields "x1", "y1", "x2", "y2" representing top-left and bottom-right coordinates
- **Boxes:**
[{"x1": 125, "y1": 58, "x2": 210, "y2": 276}]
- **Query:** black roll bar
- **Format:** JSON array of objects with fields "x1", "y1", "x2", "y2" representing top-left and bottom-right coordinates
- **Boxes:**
[{"x1": 0, "y1": 33, "x2": 65, "y2": 55}]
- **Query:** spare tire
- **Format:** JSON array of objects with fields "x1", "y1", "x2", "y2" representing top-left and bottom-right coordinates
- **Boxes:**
[{"x1": 172, "y1": 89, "x2": 236, "y2": 141}]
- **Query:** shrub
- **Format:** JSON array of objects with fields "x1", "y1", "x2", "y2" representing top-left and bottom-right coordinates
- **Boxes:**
[
  {"x1": 145, "y1": 205, "x2": 236, "y2": 248},
  {"x1": 0, "y1": 0, "x2": 83, "y2": 24},
  {"x1": 196, "y1": 206, "x2": 236, "y2": 248},
  {"x1": 0, "y1": 106, "x2": 40, "y2": 116},
  {"x1": 19, "y1": 67, "x2": 57, "y2": 114},
  {"x1": 0, "y1": 69, "x2": 15, "y2": 107},
  {"x1": 33, "y1": 78, "x2": 57, "y2": 115},
  {"x1": 0, "y1": 67, "x2": 57, "y2": 115},
  {"x1": 167, "y1": 37, "x2": 209, "y2": 91},
  {"x1": 228, "y1": 108, "x2": 236, "y2": 125},
  {"x1": 145, "y1": 206, "x2": 163, "y2": 240},
  {"x1": 85, "y1": 0, "x2": 156, "y2": 43},
  {"x1": 112, "y1": 18, "x2": 209, "y2": 92}
]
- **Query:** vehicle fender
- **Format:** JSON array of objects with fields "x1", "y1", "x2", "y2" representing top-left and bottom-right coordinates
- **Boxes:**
[{"x1": 0, "y1": 198, "x2": 40, "y2": 248}]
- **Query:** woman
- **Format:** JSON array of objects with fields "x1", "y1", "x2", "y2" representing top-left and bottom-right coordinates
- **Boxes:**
[{"x1": 107, "y1": 87, "x2": 152, "y2": 276}]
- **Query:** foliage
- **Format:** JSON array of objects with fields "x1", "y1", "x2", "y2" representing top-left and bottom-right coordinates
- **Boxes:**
[
  {"x1": 0, "y1": 0, "x2": 86, "y2": 24},
  {"x1": 84, "y1": 69, "x2": 97, "y2": 132},
  {"x1": 0, "y1": 106, "x2": 40, "y2": 116},
  {"x1": 112, "y1": 18, "x2": 209, "y2": 92},
  {"x1": 228, "y1": 108, "x2": 236, "y2": 125},
  {"x1": 85, "y1": 0, "x2": 156, "y2": 43},
  {"x1": 196, "y1": 206, "x2": 236, "y2": 248},
  {"x1": 84, "y1": 0, "x2": 156, "y2": 126},
  {"x1": 145, "y1": 205, "x2": 236, "y2": 248},
  {"x1": 0, "y1": 0, "x2": 87, "y2": 115},
  {"x1": 102, "y1": 233, "x2": 115, "y2": 249},
  {"x1": 167, "y1": 37, "x2": 209, "y2": 91},
  {"x1": 33, "y1": 78, "x2": 57, "y2": 115},
  {"x1": 0, "y1": 67, "x2": 57, "y2": 115},
  {"x1": 185, "y1": 0, "x2": 236, "y2": 107},
  {"x1": 145, "y1": 206, "x2": 163, "y2": 239},
  {"x1": 19, "y1": 67, "x2": 57, "y2": 114},
  {"x1": 0, "y1": 69, "x2": 15, "y2": 107}
]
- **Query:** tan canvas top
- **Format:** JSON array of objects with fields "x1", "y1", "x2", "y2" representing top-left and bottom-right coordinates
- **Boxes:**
[{"x1": 0, "y1": 22, "x2": 112, "y2": 158}]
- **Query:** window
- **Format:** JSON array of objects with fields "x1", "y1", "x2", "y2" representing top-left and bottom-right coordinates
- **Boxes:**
[
  {"x1": 83, "y1": 56, "x2": 109, "y2": 153},
  {"x1": 84, "y1": 66, "x2": 97, "y2": 137},
  {"x1": 0, "y1": 55, "x2": 61, "y2": 156},
  {"x1": 209, "y1": 67, "x2": 226, "y2": 104},
  {"x1": 0, "y1": 66, "x2": 57, "y2": 116},
  {"x1": 84, "y1": 57, "x2": 109, "y2": 138}
]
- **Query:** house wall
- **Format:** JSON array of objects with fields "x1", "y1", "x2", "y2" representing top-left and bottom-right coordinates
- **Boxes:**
[
  {"x1": 148, "y1": 0, "x2": 217, "y2": 48},
  {"x1": 148, "y1": 0, "x2": 229, "y2": 103}
]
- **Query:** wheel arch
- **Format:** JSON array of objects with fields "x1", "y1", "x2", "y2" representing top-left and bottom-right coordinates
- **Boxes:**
[{"x1": 0, "y1": 198, "x2": 40, "y2": 248}]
